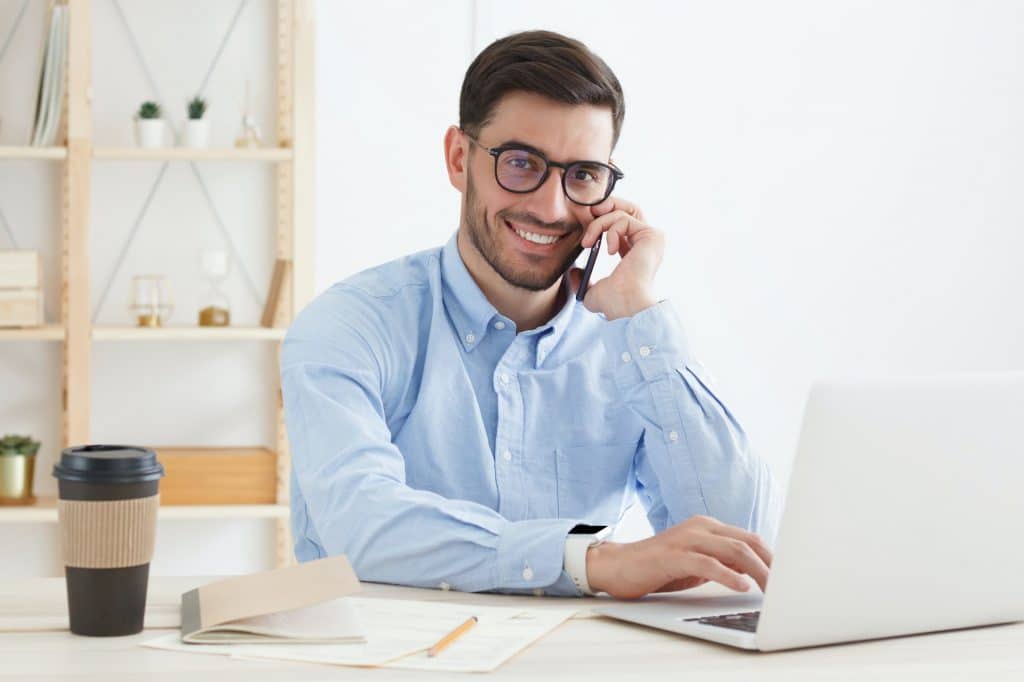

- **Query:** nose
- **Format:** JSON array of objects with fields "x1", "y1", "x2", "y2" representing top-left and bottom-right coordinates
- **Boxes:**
[{"x1": 522, "y1": 167, "x2": 572, "y2": 226}]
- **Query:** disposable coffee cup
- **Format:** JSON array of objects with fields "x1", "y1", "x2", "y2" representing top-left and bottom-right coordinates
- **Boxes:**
[{"x1": 52, "y1": 445, "x2": 164, "y2": 636}]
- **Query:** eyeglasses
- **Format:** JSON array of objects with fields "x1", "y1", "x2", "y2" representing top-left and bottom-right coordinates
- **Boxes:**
[{"x1": 463, "y1": 132, "x2": 624, "y2": 206}]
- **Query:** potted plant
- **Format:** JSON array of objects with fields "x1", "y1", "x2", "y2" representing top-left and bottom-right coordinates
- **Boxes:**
[
  {"x1": 0, "y1": 434, "x2": 40, "y2": 505},
  {"x1": 184, "y1": 95, "x2": 209, "y2": 148},
  {"x1": 135, "y1": 100, "x2": 165, "y2": 148}
]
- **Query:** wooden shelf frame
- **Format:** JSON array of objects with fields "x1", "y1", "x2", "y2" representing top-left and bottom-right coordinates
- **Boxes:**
[
  {"x1": 92, "y1": 147, "x2": 293, "y2": 161},
  {"x1": 0, "y1": 497, "x2": 290, "y2": 523},
  {"x1": 91, "y1": 326, "x2": 287, "y2": 341},
  {"x1": 0, "y1": 146, "x2": 68, "y2": 160},
  {"x1": 0, "y1": 325, "x2": 65, "y2": 341},
  {"x1": 0, "y1": 1, "x2": 315, "y2": 568}
]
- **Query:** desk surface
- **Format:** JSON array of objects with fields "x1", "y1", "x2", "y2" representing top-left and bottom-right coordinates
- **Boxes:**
[{"x1": 2, "y1": 578, "x2": 1023, "y2": 681}]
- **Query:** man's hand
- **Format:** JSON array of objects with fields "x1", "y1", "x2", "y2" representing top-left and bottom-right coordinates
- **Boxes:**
[
  {"x1": 586, "y1": 515, "x2": 773, "y2": 600},
  {"x1": 569, "y1": 196, "x2": 665, "y2": 320}
]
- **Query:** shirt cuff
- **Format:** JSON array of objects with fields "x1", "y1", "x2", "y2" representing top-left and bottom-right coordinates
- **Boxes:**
[
  {"x1": 603, "y1": 299, "x2": 694, "y2": 392},
  {"x1": 496, "y1": 518, "x2": 579, "y2": 590}
]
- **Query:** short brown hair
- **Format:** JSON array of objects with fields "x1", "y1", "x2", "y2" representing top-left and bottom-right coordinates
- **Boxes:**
[{"x1": 459, "y1": 30, "x2": 625, "y2": 148}]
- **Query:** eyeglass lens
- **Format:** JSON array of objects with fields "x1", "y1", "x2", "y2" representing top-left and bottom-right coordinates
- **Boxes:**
[{"x1": 495, "y1": 148, "x2": 613, "y2": 205}]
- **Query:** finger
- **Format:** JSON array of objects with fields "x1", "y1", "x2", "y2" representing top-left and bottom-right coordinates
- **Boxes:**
[
  {"x1": 680, "y1": 552, "x2": 752, "y2": 593},
  {"x1": 693, "y1": 535, "x2": 770, "y2": 592},
  {"x1": 707, "y1": 525, "x2": 774, "y2": 569},
  {"x1": 590, "y1": 196, "x2": 642, "y2": 221},
  {"x1": 607, "y1": 219, "x2": 622, "y2": 255},
  {"x1": 585, "y1": 210, "x2": 640, "y2": 250}
]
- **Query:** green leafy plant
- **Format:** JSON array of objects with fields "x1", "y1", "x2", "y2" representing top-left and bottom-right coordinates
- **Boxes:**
[
  {"x1": 187, "y1": 96, "x2": 207, "y2": 120},
  {"x1": 137, "y1": 101, "x2": 162, "y2": 120},
  {"x1": 0, "y1": 434, "x2": 40, "y2": 457}
]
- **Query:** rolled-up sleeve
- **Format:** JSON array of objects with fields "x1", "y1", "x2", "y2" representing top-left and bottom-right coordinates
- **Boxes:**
[{"x1": 601, "y1": 300, "x2": 782, "y2": 545}]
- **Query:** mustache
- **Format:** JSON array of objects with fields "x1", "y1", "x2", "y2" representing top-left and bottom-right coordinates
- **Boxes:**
[{"x1": 498, "y1": 211, "x2": 582, "y2": 236}]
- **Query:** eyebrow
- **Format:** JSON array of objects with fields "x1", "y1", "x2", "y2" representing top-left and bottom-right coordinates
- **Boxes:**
[{"x1": 497, "y1": 139, "x2": 608, "y2": 165}]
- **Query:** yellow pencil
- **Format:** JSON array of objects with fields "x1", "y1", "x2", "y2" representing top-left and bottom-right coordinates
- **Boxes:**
[{"x1": 427, "y1": 616, "x2": 478, "y2": 657}]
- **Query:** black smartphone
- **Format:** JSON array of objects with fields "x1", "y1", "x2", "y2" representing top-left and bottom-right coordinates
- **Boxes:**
[{"x1": 575, "y1": 233, "x2": 602, "y2": 302}]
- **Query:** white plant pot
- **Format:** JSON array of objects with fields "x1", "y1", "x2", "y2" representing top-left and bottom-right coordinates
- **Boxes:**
[
  {"x1": 184, "y1": 119, "x2": 210, "y2": 148},
  {"x1": 135, "y1": 119, "x2": 165, "y2": 148}
]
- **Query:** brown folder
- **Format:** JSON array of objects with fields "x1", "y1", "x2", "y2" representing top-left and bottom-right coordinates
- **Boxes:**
[{"x1": 180, "y1": 555, "x2": 363, "y2": 643}]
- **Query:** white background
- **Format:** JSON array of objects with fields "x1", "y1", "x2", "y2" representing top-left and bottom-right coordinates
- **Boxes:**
[{"x1": 1, "y1": 0, "x2": 1022, "y2": 576}]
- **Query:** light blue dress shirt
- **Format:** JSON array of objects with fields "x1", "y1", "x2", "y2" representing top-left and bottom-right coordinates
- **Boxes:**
[{"x1": 281, "y1": 232, "x2": 781, "y2": 596}]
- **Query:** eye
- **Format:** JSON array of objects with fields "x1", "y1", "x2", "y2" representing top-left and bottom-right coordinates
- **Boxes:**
[
  {"x1": 569, "y1": 163, "x2": 605, "y2": 184},
  {"x1": 572, "y1": 168, "x2": 598, "y2": 183},
  {"x1": 498, "y1": 148, "x2": 545, "y2": 173}
]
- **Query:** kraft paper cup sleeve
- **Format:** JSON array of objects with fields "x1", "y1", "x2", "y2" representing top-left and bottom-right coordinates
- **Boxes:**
[{"x1": 57, "y1": 495, "x2": 159, "y2": 569}]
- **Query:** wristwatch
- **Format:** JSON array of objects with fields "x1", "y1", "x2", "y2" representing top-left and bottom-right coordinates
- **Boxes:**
[{"x1": 563, "y1": 524, "x2": 613, "y2": 595}]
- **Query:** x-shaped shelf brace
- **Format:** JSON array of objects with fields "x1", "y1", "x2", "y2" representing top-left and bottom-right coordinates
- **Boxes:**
[{"x1": 92, "y1": 0, "x2": 266, "y2": 323}]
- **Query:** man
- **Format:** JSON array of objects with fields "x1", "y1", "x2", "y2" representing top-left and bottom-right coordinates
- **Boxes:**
[{"x1": 282, "y1": 30, "x2": 781, "y2": 599}]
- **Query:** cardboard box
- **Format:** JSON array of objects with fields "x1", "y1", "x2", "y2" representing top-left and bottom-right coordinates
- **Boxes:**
[
  {"x1": 0, "y1": 289, "x2": 43, "y2": 328},
  {"x1": 0, "y1": 251, "x2": 42, "y2": 290}
]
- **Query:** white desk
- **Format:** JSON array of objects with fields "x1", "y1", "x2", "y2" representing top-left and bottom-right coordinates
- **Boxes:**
[{"x1": 2, "y1": 578, "x2": 1023, "y2": 681}]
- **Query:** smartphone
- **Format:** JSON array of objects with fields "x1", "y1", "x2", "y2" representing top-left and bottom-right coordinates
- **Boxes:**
[{"x1": 575, "y1": 233, "x2": 603, "y2": 302}]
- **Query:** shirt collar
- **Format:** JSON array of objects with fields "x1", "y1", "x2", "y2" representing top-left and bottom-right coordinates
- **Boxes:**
[
  {"x1": 441, "y1": 230, "x2": 579, "y2": 356},
  {"x1": 441, "y1": 232, "x2": 498, "y2": 351}
]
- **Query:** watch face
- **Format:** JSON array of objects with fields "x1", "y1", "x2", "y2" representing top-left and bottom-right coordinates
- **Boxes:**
[{"x1": 569, "y1": 524, "x2": 608, "y2": 535}]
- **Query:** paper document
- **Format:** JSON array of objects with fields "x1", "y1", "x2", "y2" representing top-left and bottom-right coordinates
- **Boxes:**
[{"x1": 145, "y1": 596, "x2": 575, "y2": 673}]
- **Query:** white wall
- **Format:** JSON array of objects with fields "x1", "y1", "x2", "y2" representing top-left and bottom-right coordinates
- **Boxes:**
[
  {"x1": 2, "y1": 0, "x2": 1022, "y2": 575},
  {"x1": 314, "y1": 1, "x2": 1024, "y2": 538}
]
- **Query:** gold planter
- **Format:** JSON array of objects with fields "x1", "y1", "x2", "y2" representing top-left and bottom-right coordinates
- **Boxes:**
[{"x1": 0, "y1": 454, "x2": 36, "y2": 505}]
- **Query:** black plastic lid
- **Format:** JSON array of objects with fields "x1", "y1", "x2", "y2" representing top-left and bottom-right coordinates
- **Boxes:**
[{"x1": 53, "y1": 445, "x2": 164, "y2": 484}]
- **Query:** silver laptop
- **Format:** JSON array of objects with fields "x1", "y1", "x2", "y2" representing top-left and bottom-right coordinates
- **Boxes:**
[{"x1": 595, "y1": 373, "x2": 1024, "y2": 651}]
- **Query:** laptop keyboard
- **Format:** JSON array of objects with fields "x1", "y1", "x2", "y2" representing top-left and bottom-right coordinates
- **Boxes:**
[{"x1": 683, "y1": 610, "x2": 761, "y2": 633}]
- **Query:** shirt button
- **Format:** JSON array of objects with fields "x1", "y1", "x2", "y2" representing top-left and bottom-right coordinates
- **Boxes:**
[
  {"x1": 668, "y1": 430, "x2": 679, "y2": 442},
  {"x1": 533, "y1": 588, "x2": 545, "y2": 597},
  {"x1": 639, "y1": 345, "x2": 651, "y2": 358},
  {"x1": 439, "y1": 581, "x2": 451, "y2": 591},
  {"x1": 621, "y1": 352, "x2": 632, "y2": 363},
  {"x1": 465, "y1": 333, "x2": 475, "y2": 344},
  {"x1": 522, "y1": 567, "x2": 534, "y2": 581},
  {"x1": 499, "y1": 372, "x2": 511, "y2": 385},
  {"x1": 494, "y1": 321, "x2": 506, "y2": 330},
  {"x1": 502, "y1": 449, "x2": 512, "y2": 462}
]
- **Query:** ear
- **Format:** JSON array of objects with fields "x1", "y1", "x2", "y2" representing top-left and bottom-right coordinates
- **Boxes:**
[{"x1": 444, "y1": 125, "x2": 469, "y2": 193}]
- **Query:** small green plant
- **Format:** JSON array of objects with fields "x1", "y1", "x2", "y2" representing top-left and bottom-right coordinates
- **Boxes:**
[
  {"x1": 0, "y1": 434, "x2": 40, "y2": 457},
  {"x1": 187, "y1": 96, "x2": 207, "y2": 120},
  {"x1": 137, "y1": 101, "x2": 161, "y2": 120}
]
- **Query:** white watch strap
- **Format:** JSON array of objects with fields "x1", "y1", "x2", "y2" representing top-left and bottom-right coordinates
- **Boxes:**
[{"x1": 564, "y1": 533, "x2": 604, "y2": 595}]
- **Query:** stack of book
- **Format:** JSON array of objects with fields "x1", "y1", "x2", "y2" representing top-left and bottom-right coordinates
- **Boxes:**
[
  {"x1": 0, "y1": 251, "x2": 43, "y2": 328},
  {"x1": 30, "y1": 4, "x2": 68, "y2": 147}
]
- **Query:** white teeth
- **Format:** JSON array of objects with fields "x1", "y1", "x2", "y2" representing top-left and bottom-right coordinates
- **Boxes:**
[{"x1": 512, "y1": 227, "x2": 559, "y2": 245}]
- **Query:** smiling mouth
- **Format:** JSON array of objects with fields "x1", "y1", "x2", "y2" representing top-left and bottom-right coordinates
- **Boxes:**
[{"x1": 503, "y1": 218, "x2": 568, "y2": 247}]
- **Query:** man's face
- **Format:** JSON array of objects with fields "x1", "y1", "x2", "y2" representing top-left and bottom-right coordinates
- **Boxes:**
[{"x1": 461, "y1": 92, "x2": 615, "y2": 291}]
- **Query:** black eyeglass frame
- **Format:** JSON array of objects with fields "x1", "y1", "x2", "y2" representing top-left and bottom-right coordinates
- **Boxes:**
[{"x1": 463, "y1": 131, "x2": 625, "y2": 206}]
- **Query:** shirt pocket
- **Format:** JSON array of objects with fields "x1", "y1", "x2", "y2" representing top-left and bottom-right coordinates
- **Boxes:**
[{"x1": 555, "y1": 442, "x2": 636, "y2": 525}]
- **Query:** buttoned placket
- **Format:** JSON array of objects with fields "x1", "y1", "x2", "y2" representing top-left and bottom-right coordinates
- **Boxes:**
[{"x1": 492, "y1": 335, "x2": 531, "y2": 521}]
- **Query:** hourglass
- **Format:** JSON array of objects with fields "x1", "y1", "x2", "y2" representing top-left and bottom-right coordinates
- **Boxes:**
[{"x1": 198, "y1": 249, "x2": 231, "y2": 327}]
